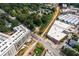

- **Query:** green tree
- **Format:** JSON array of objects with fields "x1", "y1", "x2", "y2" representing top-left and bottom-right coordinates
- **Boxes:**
[
  {"x1": 11, "y1": 20, "x2": 20, "y2": 28},
  {"x1": 10, "y1": 10, "x2": 17, "y2": 17},
  {"x1": 62, "y1": 47, "x2": 79, "y2": 56},
  {"x1": 73, "y1": 44, "x2": 79, "y2": 52},
  {"x1": 0, "y1": 19, "x2": 5, "y2": 25},
  {"x1": 0, "y1": 25, "x2": 11, "y2": 32}
]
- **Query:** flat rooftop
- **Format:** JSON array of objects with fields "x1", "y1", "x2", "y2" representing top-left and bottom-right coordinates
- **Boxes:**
[
  {"x1": 47, "y1": 20, "x2": 72, "y2": 41},
  {"x1": 0, "y1": 25, "x2": 30, "y2": 55}
]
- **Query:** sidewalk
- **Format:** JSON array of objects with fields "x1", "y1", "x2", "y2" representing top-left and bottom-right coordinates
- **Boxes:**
[
  {"x1": 41, "y1": 6, "x2": 60, "y2": 37},
  {"x1": 23, "y1": 41, "x2": 38, "y2": 56}
]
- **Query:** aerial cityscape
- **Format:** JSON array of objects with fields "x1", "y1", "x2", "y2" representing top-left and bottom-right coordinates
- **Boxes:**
[{"x1": 0, "y1": 3, "x2": 79, "y2": 56}]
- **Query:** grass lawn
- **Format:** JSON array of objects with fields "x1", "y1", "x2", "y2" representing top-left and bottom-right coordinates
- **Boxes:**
[
  {"x1": 33, "y1": 42, "x2": 44, "y2": 56},
  {"x1": 34, "y1": 47, "x2": 43, "y2": 56}
]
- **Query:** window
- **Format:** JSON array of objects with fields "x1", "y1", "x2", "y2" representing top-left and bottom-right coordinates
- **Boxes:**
[
  {"x1": 2, "y1": 42, "x2": 7, "y2": 46},
  {"x1": 0, "y1": 39, "x2": 4, "y2": 41},
  {"x1": 12, "y1": 36, "x2": 14, "y2": 38},
  {"x1": 3, "y1": 46, "x2": 8, "y2": 50},
  {"x1": 14, "y1": 40, "x2": 22, "y2": 51},
  {"x1": 0, "y1": 42, "x2": 1, "y2": 44},
  {"x1": 9, "y1": 43, "x2": 12, "y2": 45},
  {"x1": 2, "y1": 43, "x2": 5, "y2": 46},
  {"x1": 1, "y1": 49, "x2": 4, "y2": 52},
  {"x1": 0, "y1": 46, "x2": 1, "y2": 48},
  {"x1": 13, "y1": 40, "x2": 15, "y2": 42},
  {"x1": 7, "y1": 50, "x2": 12, "y2": 56},
  {"x1": 4, "y1": 42, "x2": 7, "y2": 44}
]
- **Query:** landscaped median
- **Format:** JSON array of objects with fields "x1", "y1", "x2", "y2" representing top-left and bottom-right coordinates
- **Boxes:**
[
  {"x1": 33, "y1": 42, "x2": 46, "y2": 56},
  {"x1": 16, "y1": 39, "x2": 46, "y2": 56}
]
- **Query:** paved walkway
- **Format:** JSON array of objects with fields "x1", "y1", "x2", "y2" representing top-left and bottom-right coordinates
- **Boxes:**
[
  {"x1": 41, "y1": 6, "x2": 60, "y2": 37},
  {"x1": 31, "y1": 33, "x2": 61, "y2": 56},
  {"x1": 23, "y1": 41, "x2": 37, "y2": 56}
]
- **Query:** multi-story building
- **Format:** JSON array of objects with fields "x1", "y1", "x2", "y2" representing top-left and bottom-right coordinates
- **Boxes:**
[
  {"x1": 0, "y1": 25, "x2": 31, "y2": 56},
  {"x1": 47, "y1": 20, "x2": 73, "y2": 44}
]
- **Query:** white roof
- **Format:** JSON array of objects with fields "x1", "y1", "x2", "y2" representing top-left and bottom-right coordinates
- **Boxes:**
[
  {"x1": 54, "y1": 20, "x2": 71, "y2": 29},
  {"x1": 70, "y1": 18, "x2": 77, "y2": 24},
  {"x1": 0, "y1": 33, "x2": 9, "y2": 44},
  {"x1": 0, "y1": 25, "x2": 30, "y2": 55},
  {"x1": 58, "y1": 14, "x2": 79, "y2": 26},
  {"x1": 74, "y1": 20, "x2": 79, "y2": 25},
  {"x1": 47, "y1": 20, "x2": 71, "y2": 41}
]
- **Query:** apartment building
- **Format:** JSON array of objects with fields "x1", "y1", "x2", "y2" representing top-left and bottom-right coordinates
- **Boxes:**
[{"x1": 0, "y1": 25, "x2": 31, "y2": 56}]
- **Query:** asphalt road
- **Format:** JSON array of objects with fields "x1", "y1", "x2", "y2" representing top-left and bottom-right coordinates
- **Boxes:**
[
  {"x1": 41, "y1": 6, "x2": 60, "y2": 37},
  {"x1": 30, "y1": 6, "x2": 61, "y2": 56},
  {"x1": 31, "y1": 33, "x2": 61, "y2": 56}
]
